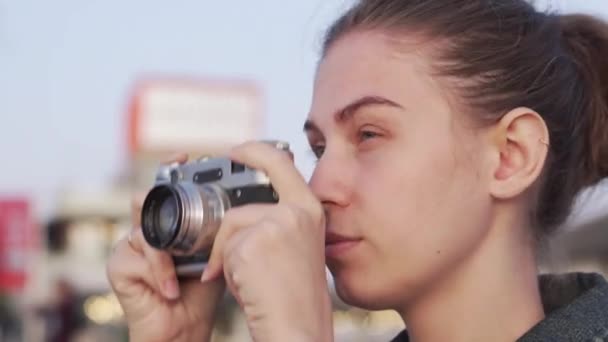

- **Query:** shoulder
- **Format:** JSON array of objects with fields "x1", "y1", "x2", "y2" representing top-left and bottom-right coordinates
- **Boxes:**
[{"x1": 518, "y1": 272, "x2": 608, "y2": 341}]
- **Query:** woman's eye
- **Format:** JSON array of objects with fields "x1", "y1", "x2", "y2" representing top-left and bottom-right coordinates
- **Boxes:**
[{"x1": 358, "y1": 130, "x2": 381, "y2": 141}]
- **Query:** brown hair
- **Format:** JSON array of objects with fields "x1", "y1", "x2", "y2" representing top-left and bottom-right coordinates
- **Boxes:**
[{"x1": 322, "y1": 0, "x2": 608, "y2": 237}]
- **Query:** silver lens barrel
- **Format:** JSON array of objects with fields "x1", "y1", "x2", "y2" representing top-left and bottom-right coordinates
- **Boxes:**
[{"x1": 141, "y1": 182, "x2": 230, "y2": 254}]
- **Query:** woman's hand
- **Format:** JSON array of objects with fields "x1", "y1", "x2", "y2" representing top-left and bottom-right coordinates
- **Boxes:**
[
  {"x1": 201, "y1": 142, "x2": 333, "y2": 342},
  {"x1": 107, "y1": 154, "x2": 226, "y2": 342}
]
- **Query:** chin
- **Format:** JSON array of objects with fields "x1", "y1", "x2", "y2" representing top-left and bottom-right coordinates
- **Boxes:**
[{"x1": 332, "y1": 268, "x2": 395, "y2": 311}]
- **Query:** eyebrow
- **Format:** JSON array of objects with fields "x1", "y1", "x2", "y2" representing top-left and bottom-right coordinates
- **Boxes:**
[{"x1": 303, "y1": 95, "x2": 403, "y2": 133}]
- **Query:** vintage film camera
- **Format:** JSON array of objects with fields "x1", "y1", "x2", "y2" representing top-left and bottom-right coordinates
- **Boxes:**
[{"x1": 141, "y1": 141, "x2": 290, "y2": 276}]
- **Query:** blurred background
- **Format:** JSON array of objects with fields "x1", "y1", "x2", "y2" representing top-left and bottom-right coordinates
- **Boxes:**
[{"x1": 0, "y1": 0, "x2": 606, "y2": 341}]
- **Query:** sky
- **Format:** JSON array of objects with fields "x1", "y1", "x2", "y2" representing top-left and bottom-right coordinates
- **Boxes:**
[{"x1": 0, "y1": 0, "x2": 607, "y2": 223}]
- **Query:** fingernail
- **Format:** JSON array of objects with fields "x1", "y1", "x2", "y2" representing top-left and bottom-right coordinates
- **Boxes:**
[
  {"x1": 163, "y1": 279, "x2": 180, "y2": 299},
  {"x1": 200, "y1": 268, "x2": 214, "y2": 283}
]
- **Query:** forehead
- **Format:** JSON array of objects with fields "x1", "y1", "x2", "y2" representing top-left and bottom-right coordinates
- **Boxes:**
[{"x1": 310, "y1": 31, "x2": 443, "y2": 119}]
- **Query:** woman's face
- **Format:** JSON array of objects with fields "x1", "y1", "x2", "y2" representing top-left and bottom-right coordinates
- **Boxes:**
[{"x1": 306, "y1": 31, "x2": 495, "y2": 310}]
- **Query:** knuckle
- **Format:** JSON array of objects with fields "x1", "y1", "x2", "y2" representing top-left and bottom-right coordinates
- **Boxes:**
[
  {"x1": 262, "y1": 220, "x2": 283, "y2": 242},
  {"x1": 238, "y1": 238, "x2": 258, "y2": 261},
  {"x1": 279, "y1": 204, "x2": 300, "y2": 226},
  {"x1": 235, "y1": 230, "x2": 268, "y2": 262}
]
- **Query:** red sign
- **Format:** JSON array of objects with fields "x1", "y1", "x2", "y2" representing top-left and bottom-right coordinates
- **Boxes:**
[{"x1": 0, "y1": 199, "x2": 32, "y2": 291}]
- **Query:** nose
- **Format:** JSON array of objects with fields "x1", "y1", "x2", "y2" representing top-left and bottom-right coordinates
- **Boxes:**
[{"x1": 308, "y1": 148, "x2": 354, "y2": 208}]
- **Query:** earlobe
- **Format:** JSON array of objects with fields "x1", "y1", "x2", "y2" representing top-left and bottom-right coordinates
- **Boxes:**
[{"x1": 489, "y1": 108, "x2": 550, "y2": 200}]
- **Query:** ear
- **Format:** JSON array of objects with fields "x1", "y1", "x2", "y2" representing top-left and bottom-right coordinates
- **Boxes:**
[{"x1": 489, "y1": 107, "x2": 550, "y2": 200}]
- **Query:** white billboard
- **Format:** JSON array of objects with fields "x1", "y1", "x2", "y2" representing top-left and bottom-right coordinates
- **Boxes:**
[{"x1": 127, "y1": 77, "x2": 264, "y2": 156}]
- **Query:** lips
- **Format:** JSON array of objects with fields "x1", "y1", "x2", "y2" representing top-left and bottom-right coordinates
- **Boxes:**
[
  {"x1": 325, "y1": 232, "x2": 361, "y2": 245},
  {"x1": 325, "y1": 231, "x2": 362, "y2": 258}
]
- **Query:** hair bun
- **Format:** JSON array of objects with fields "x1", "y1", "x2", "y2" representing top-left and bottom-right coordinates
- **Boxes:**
[{"x1": 560, "y1": 14, "x2": 608, "y2": 186}]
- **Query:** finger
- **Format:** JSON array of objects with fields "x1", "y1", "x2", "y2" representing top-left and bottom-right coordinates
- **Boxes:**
[
  {"x1": 131, "y1": 192, "x2": 147, "y2": 228},
  {"x1": 123, "y1": 227, "x2": 144, "y2": 254},
  {"x1": 123, "y1": 153, "x2": 188, "y2": 298},
  {"x1": 200, "y1": 204, "x2": 273, "y2": 283},
  {"x1": 131, "y1": 227, "x2": 181, "y2": 300},
  {"x1": 221, "y1": 226, "x2": 255, "y2": 309},
  {"x1": 161, "y1": 152, "x2": 189, "y2": 165},
  {"x1": 107, "y1": 235, "x2": 159, "y2": 297},
  {"x1": 229, "y1": 142, "x2": 314, "y2": 204}
]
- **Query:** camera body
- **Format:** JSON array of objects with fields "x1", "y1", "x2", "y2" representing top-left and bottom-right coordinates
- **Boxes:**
[{"x1": 141, "y1": 141, "x2": 288, "y2": 276}]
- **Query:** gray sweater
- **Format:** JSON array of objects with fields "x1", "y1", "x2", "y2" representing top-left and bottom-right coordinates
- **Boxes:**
[{"x1": 391, "y1": 272, "x2": 608, "y2": 341}]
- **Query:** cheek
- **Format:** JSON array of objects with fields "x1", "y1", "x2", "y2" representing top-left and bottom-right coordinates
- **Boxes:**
[
  {"x1": 366, "y1": 134, "x2": 460, "y2": 230},
  {"x1": 362, "y1": 133, "x2": 490, "y2": 267},
  {"x1": 332, "y1": 134, "x2": 491, "y2": 308}
]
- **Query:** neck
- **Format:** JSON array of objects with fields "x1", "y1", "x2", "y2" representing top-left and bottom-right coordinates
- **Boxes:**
[{"x1": 399, "y1": 217, "x2": 545, "y2": 342}]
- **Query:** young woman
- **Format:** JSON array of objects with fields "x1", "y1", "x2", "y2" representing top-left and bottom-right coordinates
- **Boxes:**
[{"x1": 107, "y1": 1, "x2": 608, "y2": 341}]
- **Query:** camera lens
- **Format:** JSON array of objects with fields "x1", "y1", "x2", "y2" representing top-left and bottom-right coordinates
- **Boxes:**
[
  {"x1": 157, "y1": 195, "x2": 179, "y2": 241},
  {"x1": 141, "y1": 182, "x2": 229, "y2": 254},
  {"x1": 141, "y1": 185, "x2": 182, "y2": 249}
]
